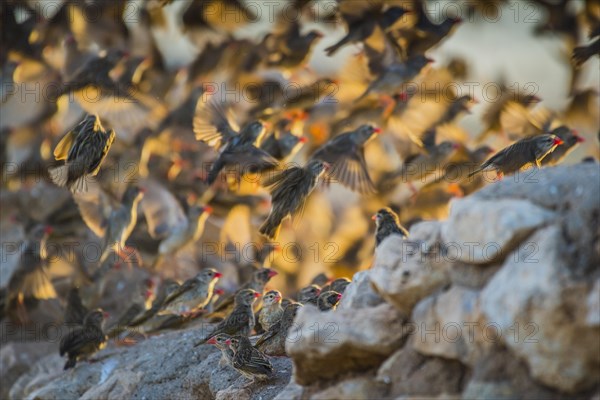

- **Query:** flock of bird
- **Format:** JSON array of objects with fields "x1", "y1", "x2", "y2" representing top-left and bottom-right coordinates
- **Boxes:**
[{"x1": 1, "y1": 0, "x2": 598, "y2": 385}]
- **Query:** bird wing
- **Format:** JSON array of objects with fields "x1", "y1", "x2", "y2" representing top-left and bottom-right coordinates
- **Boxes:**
[
  {"x1": 221, "y1": 144, "x2": 279, "y2": 172},
  {"x1": 194, "y1": 95, "x2": 239, "y2": 146},
  {"x1": 313, "y1": 137, "x2": 375, "y2": 194},
  {"x1": 255, "y1": 321, "x2": 280, "y2": 348},
  {"x1": 73, "y1": 182, "x2": 116, "y2": 237},
  {"x1": 139, "y1": 178, "x2": 187, "y2": 240},
  {"x1": 53, "y1": 130, "x2": 77, "y2": 161}
]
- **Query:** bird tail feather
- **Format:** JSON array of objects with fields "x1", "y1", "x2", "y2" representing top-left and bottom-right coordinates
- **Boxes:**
[
  {"x1": 259, "y1": 218, "x2": 281, "y2": 240},
  {"x1": 48, "y1": 165, "x2": 69, "y2": 187}
]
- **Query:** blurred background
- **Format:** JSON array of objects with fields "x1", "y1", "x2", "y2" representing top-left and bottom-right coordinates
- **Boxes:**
[{"x1": 1, "y1": 0, "x2": 598, "y2": 340}]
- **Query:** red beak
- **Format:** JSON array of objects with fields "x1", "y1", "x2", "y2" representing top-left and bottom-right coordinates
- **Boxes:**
[
  {"x1": 214, "y1": 272, "x2": 223, "y2": 278},
  {"x1": 553, "y1": 138, "x2": 564, "y2": 146},
  {"x1": 373, "y1": 127, "x2": 382, "y2": 134},
  {"x1": 254, "y1": 292, "x2": 262, "y2": 298},
  {"x1": 336, "y1": 293, "x2": 343, "y2": 300},
  {"x1": 575, "y1": 136, "x2": 585, "y2": 143},
  {"x1": 371, "y1": 214, "x2": 377, "y2": 221},
  {"x1": 145, "y1": 290, "x2": 153, "y2": 299},
  {"x1": 44, "y1": 226, "x2": 54, "y2": 234},
  {"x1": 207, "y1": 337, "x2": 217, "y2": 345},
  {"x1": 214, "y1": 288, "x2": 225, "y2": 295},
  {"x1": 225, "y1": 339, "x2": 231, "y2": 346},
  {"x1": 204, "y1": 206, "x2": 213, "y2": 214},
  {"x1": 267, "y1": 270, "x2": 278, "y2": 278},
  {"x1": 103, "y1": 312, "x2": 110, "y2": 319},
  {"x1": 299, "y1": 136, "x2": 308, "y2": 143}
]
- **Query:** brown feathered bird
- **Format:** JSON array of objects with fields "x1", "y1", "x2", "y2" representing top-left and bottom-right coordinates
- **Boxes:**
[
  {"x1": 228, "y1": 335, "x2": 273, "y2": 384},
  {"x1": 59, "y1": 309, "x2": 108, "y2": 370},
  {"x1": 49, "y1": 114, "x2": 115, "y2": 193},
  {"x1": 317, "y1": 291, "x2": 342, "y2": 311},
  {"x1": 194, "y1": 289, "x2": 261, "y2": 346},
  {"x1": 256, "y1": 302, "x2": 302, "y2": 356},
  {"x1": 468, "y1": 134, "x2": 564, "y2": 179},
  {"x1": 311, "y1": 124, "x2": 381, "y2": 194},
  {"x1": 257, "y1": 290, "x2": 283, "y2": 332},
  {"x1": 259, "y1": 159, "x2": 330, "y2": 240},
  {"x1": 373, "y1": 207, "x2": 409, "y2": 246}
]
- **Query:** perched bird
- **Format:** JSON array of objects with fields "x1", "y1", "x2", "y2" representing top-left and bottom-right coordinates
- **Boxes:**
[
  {"x1": 259, "y1": 159, "x2": 330, "y2": 240},
  {"x1": 206, "y1": 333, "x2": 235, "y2": 367},
  {"x1": 59, "y1": 309, "x2": 108, "y2": 370},
  {"x1": 468, "y1": 134, "x2": 564, "y2": 179},
  {"x1": 194, "y1": 289, "x2": 261, "y2": 346},
  {"x1": 211, "y1": 268, "x2": 278, "y2": 315},
  {"x1": 372, "y1": 207, "x2": 409, "y2": 246},
  {"x1": 194, "y1": 96, "x2": 278, "y2": 185},
  {"x1": 258, "y1": 290, "x2": 283, "y2": 332},
  {"x1": 159, "y1": 268, "x2": 222, "y2": 314},
  {"x1": 256, "y1": 302, "x2": 302, "y2": 356},
  {"x1": 297, "y1": 284, "x2": 321, "y2": 306},
  {"x1": 317, "y1": 291, "x2": 342, "y2": 311},
  {"x1": 312, "y1": 124, "x2": 381, "y2": 194},
  {"x1": 48, "y1": 114, "x2": 115, "y2": 193},
  {"x1": 541, "y1": 126, "x2": 584, "y2": 165},
  {"x1": 228, "y1": 335, "x2": 274, "y2": 384},
  {"x1": 321, "y1": 277, "x2": 351, "y2": 295}
]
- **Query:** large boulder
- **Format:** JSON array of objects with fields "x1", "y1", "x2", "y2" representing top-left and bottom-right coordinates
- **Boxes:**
[
  {"x1": 481, "y1": 225, "x2": 600, "y2": 392},
  {"x1": 338, "y1": 270, "x2": 384, "y2": 310},
  {"x1": 369, "y1": 222, "x2": 451, "y2": 314},
  {"x1": 287, "y1": 303, "x2": 406, "y2": 385},
  {"x1": 441, "y1": 197, "x2": 554, "y2": 264}
]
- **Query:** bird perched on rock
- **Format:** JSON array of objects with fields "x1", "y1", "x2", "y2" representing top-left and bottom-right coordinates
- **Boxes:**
[
  {"x1": 48, "y1": 114, "x2": 115, "y2": 193},
  {"x1": 228, "y1": 335, "x2": 273, "y2": 384},
  {"x1": 541, "y1": 126, "x2": 584, "y2": 165},
  {"x1": 160, "y1": 269, "x2": 222, "y2": 315},
  {"x1": 256, "y1": 302, "x2": 302, "y2": 356},
  {"x1": 194, "y1": 289, "x2": 261, "y2": 346},
  {"x1": 259, "y1": 159, "x2": 330, "y2": 240},
  {"x1": 373, "y1": 207, "x2": 409, "y2": 246},
  {"x1": 321, "y1": 277, "x2": 352, "y2": 295},
  {"x1": 194, "y1": 96, "x2": 278, "y2": 185},
  {"x1": 258, "y1": 290, "x2": 283, "y2": 332},
  {"x1": 59, "y1": 309, "x2": 108, "y2": 370},
  {"x1": 467, "y1": 134, "x2": 564, "y2": 180},
  {"x1": 206, "y1": 333, "x2": 234, "y2": 367},
  {"x1": 312, "y1": 124, "x2": 381, "y2": 194},
  {"x1": 297, "y1": 284, "x2": 321, "y2": 306},
  {"x1": 317, "y1": 291, "x2": 342, "y2": 311},
  {"x1": 211, "y1": 268, "x2": 277, "y2": 316}
]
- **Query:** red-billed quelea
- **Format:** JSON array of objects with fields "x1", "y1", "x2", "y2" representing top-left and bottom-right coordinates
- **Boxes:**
[
  {"x1": 159, "y1": 268, "x2": 222, "y2": 315},
  {"x1": 194, "y1": 289, "x2": 261, "y2": 346},
  {"x1": 258, "y1": 290, "x2": 283, "y2": 331},
  {"x1": 259, "y1": 159, "x2": 330, "y2": 240},
  {"x1": 468, "y1": 134, "x2": 564, "y2": 180},
  {"x1": 312, "y1": 124, "x2": 381, "y2": 194},
  {"x1": 59, "y1": 309, "x2": 108, "y2": 370},
  {"x1": 49, "y1": 114, "x2": 115, "y2": 193},
  {"x1": 228, "y1": 335, "x2": 273, "y2": 385},
  {"x1": 373, "y1": 207, "x2": 409, "y2": 247}
]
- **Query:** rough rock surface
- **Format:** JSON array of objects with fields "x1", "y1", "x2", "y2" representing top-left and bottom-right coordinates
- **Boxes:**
[{"x1": 4, "y1": 164, "x2": 599, "y2": 399}]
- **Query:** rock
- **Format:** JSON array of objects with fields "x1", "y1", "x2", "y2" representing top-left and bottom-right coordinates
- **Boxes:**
[
  {"x1": 481, "y1": 225, "x2": 600, "y2": 392},
  {"x1": 274, "y1": 380, "x2": 305, "y2": 400},
  {"x1": 8, "y1": 325, "x2": 292, "y2": 400},
  {"x1": 586, "y1": 279, "x2": 600, "y2": 327},
  {"x1": 0, "y1": 341, "x2": 55, "y2": 399},
  {"x1": 471, "y1": 164, "x2": 600, "y2": 277},
  {"x1": 411, "y1": 286, "x2": 489, "y2": 366},
  {"x1": 463, "y1": 346, "x2": 567, "y2": 400},
  {"x1": 449, "y1": 261, "x2": 502, "y2": 289},
  {"x1": 376, "y1": 345, "x2": 466, "y2": 397},
  {"x1": 338, "y1": 270, "x2": 383, "y2": 310},
  {"x1": 287, "y1": 303, "x2": 406, "y2": 385},
  {"x1": 370, "y1": 223, "x2": 451, "y2": 314},
  {"x1": 441, "y1": 197, "x2": 554, "y2": 265},
  {"x1": 310, "y1": 375, "x2": 387, "y2": 400}
]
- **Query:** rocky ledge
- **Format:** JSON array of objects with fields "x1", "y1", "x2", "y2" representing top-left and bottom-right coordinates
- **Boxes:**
[{"x1": 2, "y1": 163, "x2": 599, "y2": 399}]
